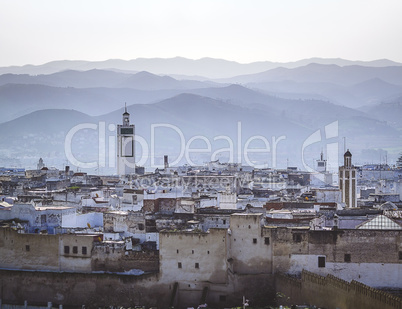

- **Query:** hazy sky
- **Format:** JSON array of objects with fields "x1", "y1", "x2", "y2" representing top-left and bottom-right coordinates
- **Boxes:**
[{"x1": 1, "y1": 0, "x2": 402, "y2": 66}]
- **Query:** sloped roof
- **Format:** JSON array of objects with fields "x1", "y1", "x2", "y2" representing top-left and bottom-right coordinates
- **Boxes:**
[
  {"x1": 357, "y1": 214, "x2": 402, "y2": 230},
  {"x1": 379, "y1": 201, "x2": 398, "y2": 211}
]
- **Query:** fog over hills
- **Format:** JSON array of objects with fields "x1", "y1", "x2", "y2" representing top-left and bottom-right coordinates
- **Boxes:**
[
  {"x1": 223, "y1": 63, "x2": 402, "y2": 86},
  {"x1": 0, "y1": 57, "x2": 401, "y2": 170},
  {"x1": 1, "y1": 57, "x2": 401, "y2": 78},
  {"x1": 0, "y1": 70, "x2": 217, "y2": 89},
  {"x1": 0, "y1": 92, "x2": 400, "y2": 171}
]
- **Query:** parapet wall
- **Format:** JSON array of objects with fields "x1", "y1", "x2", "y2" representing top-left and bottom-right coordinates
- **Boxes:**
[{"x1": 276, "y1": 270, "x2": 402, "y2": 309}]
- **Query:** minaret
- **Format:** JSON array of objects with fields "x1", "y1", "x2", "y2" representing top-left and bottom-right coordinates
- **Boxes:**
[
  {"x1": 117, "y1": 104, "x2": 135, "y2": 176},
  {"x1": 316, "y1": 150, "x2": 327, "y2": 173},
  {"x1": 339, "y1": 149, "x2": 357, "y2": 208}
]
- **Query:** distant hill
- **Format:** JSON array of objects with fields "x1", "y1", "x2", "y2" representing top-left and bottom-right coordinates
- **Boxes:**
[
  {"x1": 1, "y1": 93, "x2": 400, "y2": 171},
  {"x1": 223, "y1": 63, "x2": 402, "y2": 86},
  {"x1": 218, "y1": 64, "x2": 402, "y2": 108},
  {"x1": 1, "y1": 57, "x2": 401, "y2": 79},
  {"x1": 0, "y1": 69, "x2": 215, "y2": 89},
  {"x1": 0, "y1": 83, "x2": 190, "y2": 122},
  {"x1": 1, "y1": 58, "x2": 401, "y2": 169},
  {"x1": 347, "y1": 78, "x2": 402, "y2": 103},
  {"x1": 118, "y1": 71, "x2": 212, "y2": 90},
  {"x1": 361, "y1": 100, "x2": 402, "y2": 129}
]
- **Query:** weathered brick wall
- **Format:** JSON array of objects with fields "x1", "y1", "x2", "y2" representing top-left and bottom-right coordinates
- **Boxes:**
[
  {"x1": 143, "y1": 199, "x2": 156, "y2": 213},
  {"x1": 0, "y1": 269, "x2": 164, "y2": 308},
  {"x1": 276, "y1": 271, "x2": 402, "y2": 309},
  {"x1": 91, "y1": 243, "x2": 159, "y2": 273},
  {"x1": 156, "y1": 198, "x2": 176, "y2": 214}
]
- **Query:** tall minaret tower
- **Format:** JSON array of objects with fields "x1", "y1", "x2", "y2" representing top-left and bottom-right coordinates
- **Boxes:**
[
  {"x1": 339, "y1": 149, "x2": 357, "y2": 208},
  {"x1": 117, "y1": 104, "x2": 135, "y2": 176},
  {"x1": 316, "y1": 150, "x2": 327, "y2": 173}
]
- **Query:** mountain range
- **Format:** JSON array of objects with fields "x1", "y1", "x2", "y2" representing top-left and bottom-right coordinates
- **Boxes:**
[
  {"x1": 1, "y1": 57, "x2": 401, "y2": 78},
  {"x1": 0, "y1": 57, "x2": 401, "y2": 171}
]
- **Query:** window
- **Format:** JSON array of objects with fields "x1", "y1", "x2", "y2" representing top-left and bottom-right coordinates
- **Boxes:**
[
  {"x1": 178, "y1": 262, "x2": 182, "y2": 268},
  {"x1": 138, "y1": 223, "x2": 144, "y2": 230},
  {"x1": 25, "y1": 245, "x2": 30, "y2": 251},
  {"x1": 264, "y1": 237, "x2": 270, "y2": 245},
  {"x1": 73, "y1": 246, "x2": 78, "y2": 254},
  {"x1": 318, "y1": 256, "x2": 326, "y2": 268},
  {"x1": 121, "y1": 136, "x2": 133, "y2": 157},
  {"x1": 293, "y1": 233, "x2": 302, "y2": 243},
  {"x1": 177, "y1": 249, "x2": 179, "y2": 254},
  {"x1": 223, "y1": 220, "x2": 226, "y2": 225},
  {"x1": 399, "y1": 251, "x2": 402, "y2": 260},
  {"x1": 192, "y1": 250, "x2": 194, "y2": 254},
  {"x1": 253, "y1": 238, "x2": 257, "y2": 244},
  {"x1": 82, "y1": 246, "x2": 87, "y2": 255},
  {"x1": 41, "y1": 214, "x2": 47, "y2": 224},
  {"x1": 64, "y1": 246, "x2": 70, "y2": 254},
  {"x1": 219, "y1": 295, "x2": 227, "y2": 302},
  {"x1": 195, "y1": 263, "x2": 199, "y2": 269},
  {"x1": 207, "y1": 250, "x2": 210, "y2": 254},
  {"x1": 344, "y1": 254, "x2": 351, "y2": 262}
]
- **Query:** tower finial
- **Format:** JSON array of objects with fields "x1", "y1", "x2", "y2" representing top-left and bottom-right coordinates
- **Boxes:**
[{"x1": 125, "y1": 102, "x2": 127, "y2": 113}]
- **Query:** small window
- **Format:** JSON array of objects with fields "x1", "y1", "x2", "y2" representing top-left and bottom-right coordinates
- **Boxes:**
[
  {"x1": 399, "y1": 251, "x2": 402, "y2": 260},
  {"x1": 207, "y1": 250, "x2": 210, "y2": 254},
  {"x1": 293, "y1": 233, "x2": 302, "y2": 243},
  {"x1": 73, "y1": 246, "x2": 78, "y2": 254},
  {"x1": 64, "y1": 246, "x2": 70, "y2": 254},
  {"x1": 264, "y1": 237, "x2": 270, "y2": 245},
  {"x1": 192, "y1": 250, "x2": 194, "y2": 254},
  {"x1": 82, "y1": 246, "x2": 87, "y2": 255},
  {"x1": 219, "y1": 295, "x2": 227, "y2": 302},
  {"x1": 25, "y1": 245, "x2": 30, "y2": 251},
  {"x1": 178, "y1": 262, "x2": 182, "y2": 268},
  {"x1": 195, "y1": 263, "x2": 199, "y2": 269},
  {"x1": 318, "y1": 256, "x2": 326, "y2": 268},
  {"x1": 253, "y1": 238, "x2": 257, "y2": 244},
  {"x1": 223, "y1": 220, "x2": 226, "y2": 225},
  {"x1": 177, "y1": 249, "x2": 179, "y2": 254},
  {"x1": 344, "y1": 254, "x2": 351, "y2": 262},
  {"x1": 138, "y1": 223, "x2": 144, "y2": 230}
]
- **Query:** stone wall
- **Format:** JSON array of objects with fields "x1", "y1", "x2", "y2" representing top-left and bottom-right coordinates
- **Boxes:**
[
  {"x1": 159, "y1": 228, "x2": 228, "y2": 284},
  {"x1": 0, "y1": 269, "x2": 165, "y2": 308},
  {"x1": 276, "y1": 270, "x2": 402, "y2": 309},
  {"x1": 92, "y1": 242, "x2": 159, "y2": 273},
  {"x1": 271, "y1": 228, "x2": 402, "y2": 288},
  {"x1": 229, "y1": 213, "x2": 272, "y2": 275},
  {"x1": 0, "y1": 269, "x2": 277, "y2": 309},
  {"x1": 0, "y1": 228, "x2": 96, "y2": 273},
  {"x1": 103, "y1": 211, "x2": 146, "y2": 235}
]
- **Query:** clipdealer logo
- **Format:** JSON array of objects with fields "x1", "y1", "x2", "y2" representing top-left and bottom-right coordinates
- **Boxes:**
[{"x1": 64, "y1": 120, "x2": 339, "y2": 171}]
